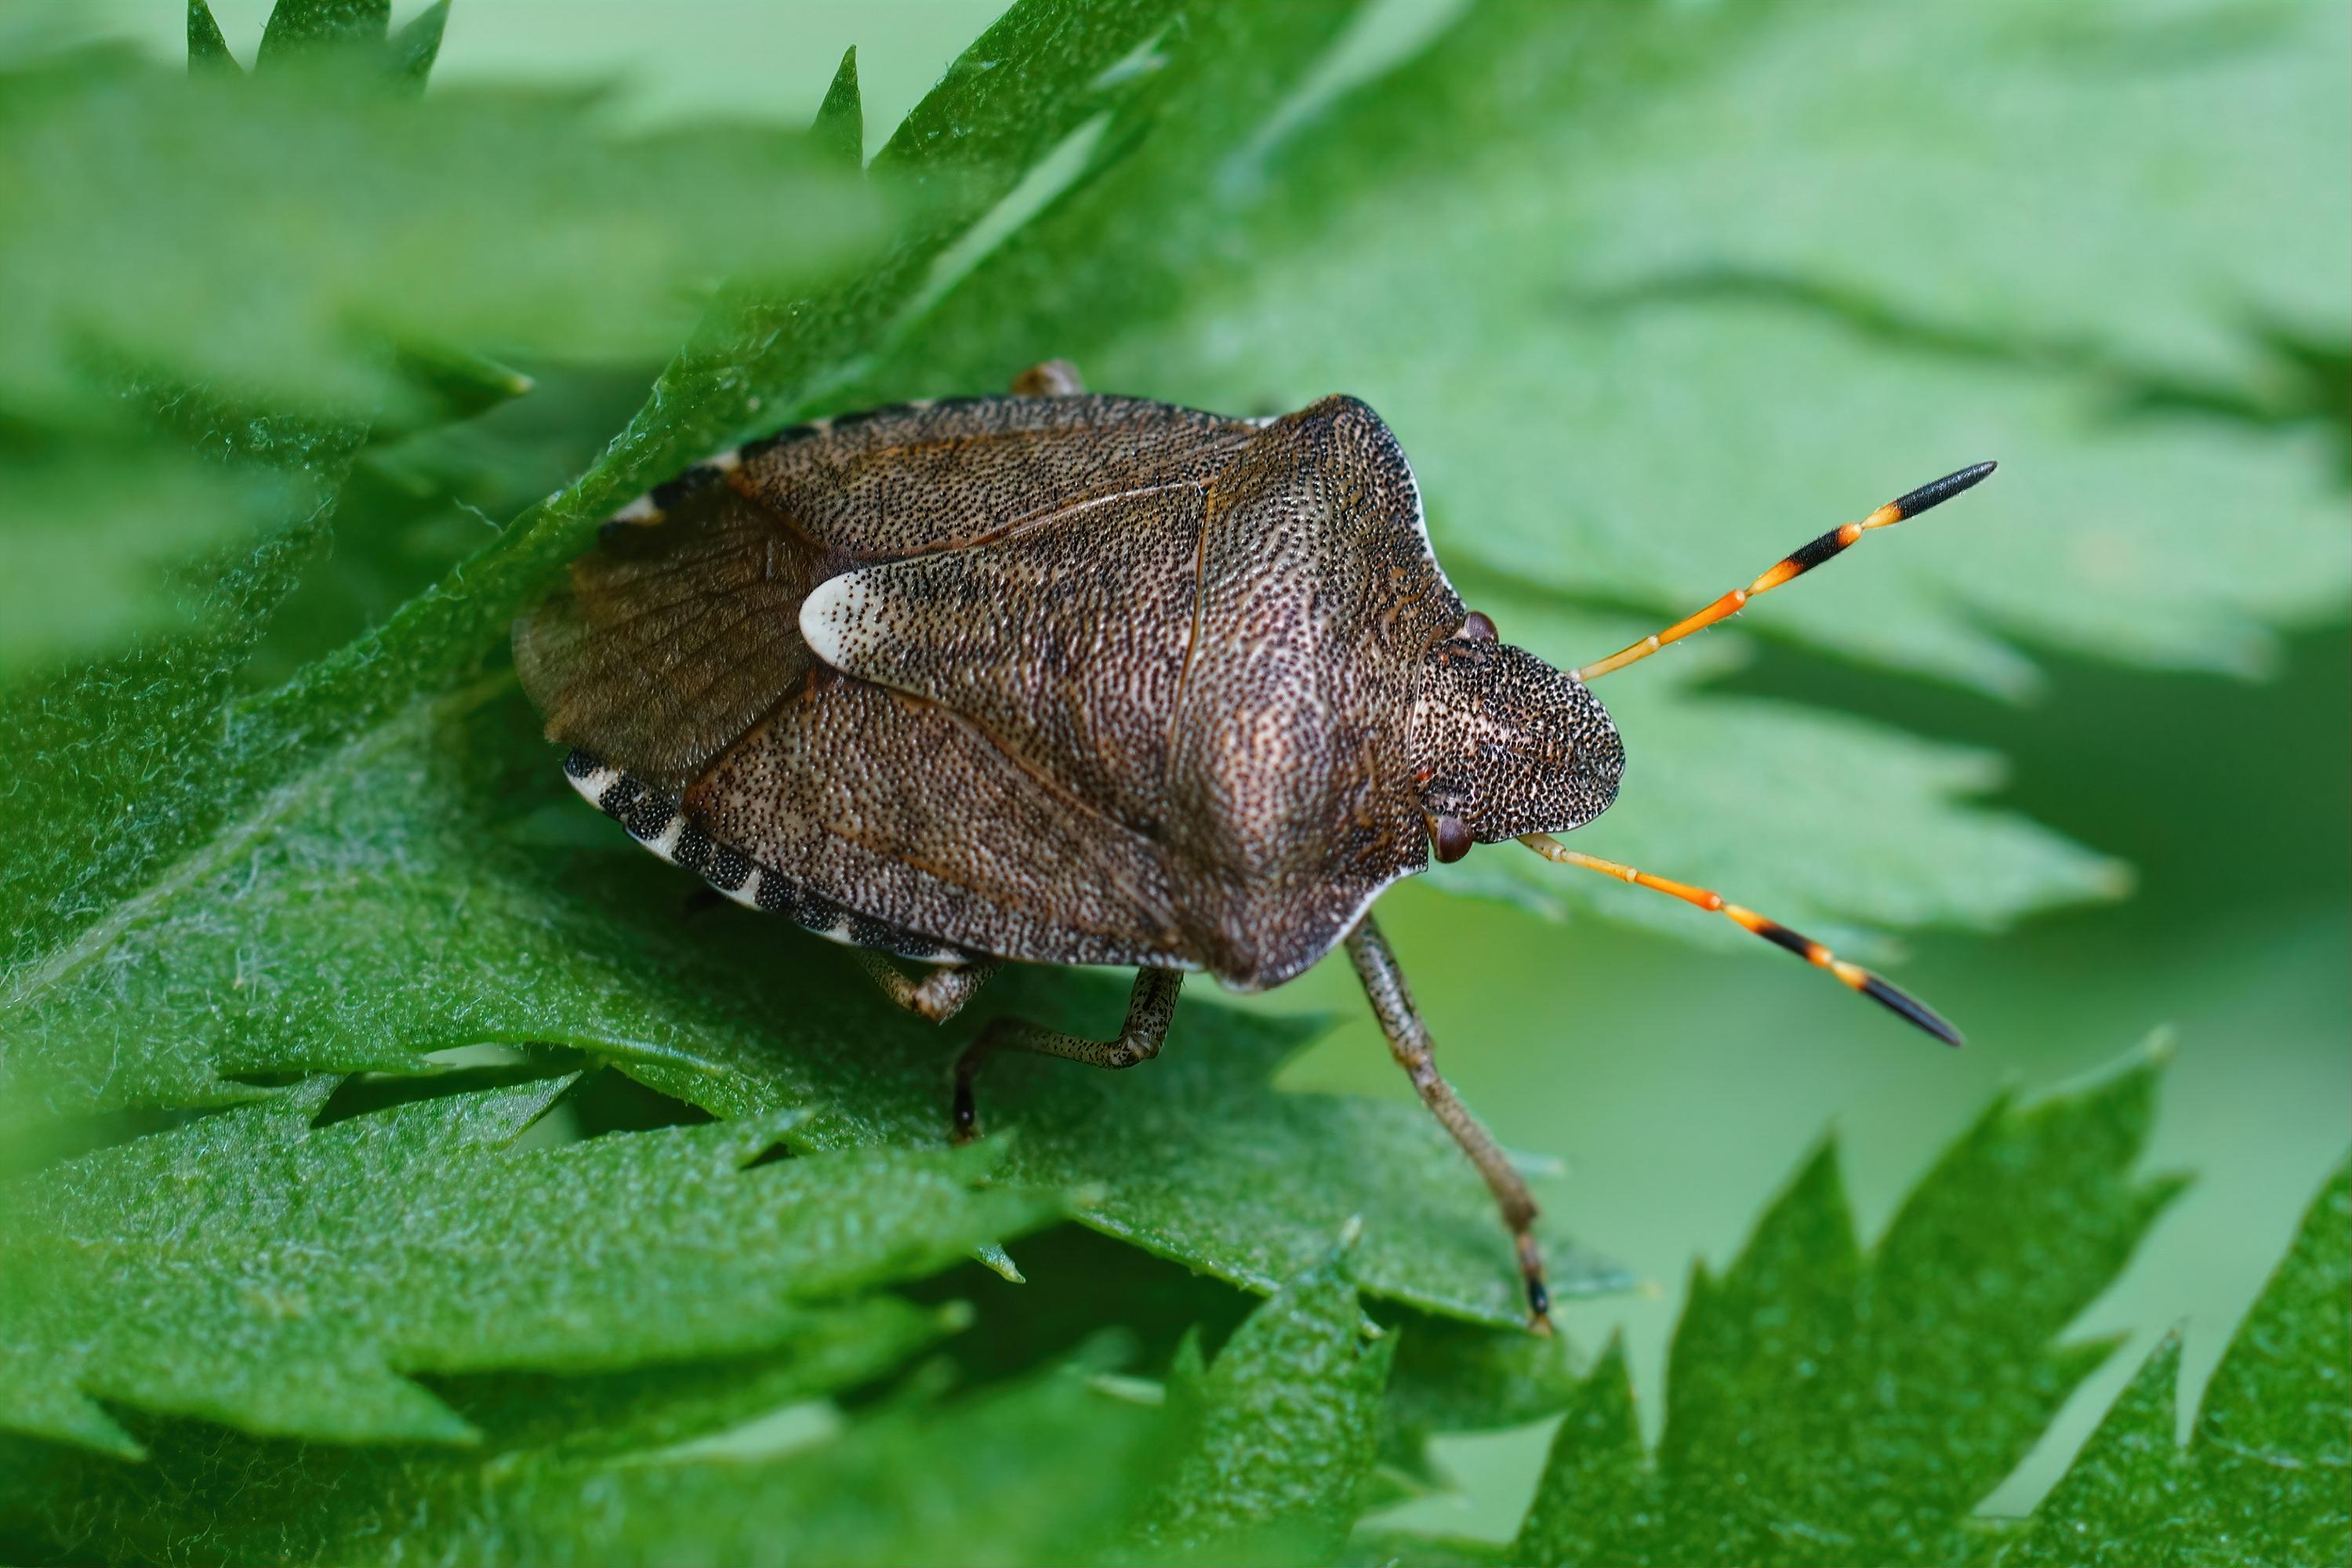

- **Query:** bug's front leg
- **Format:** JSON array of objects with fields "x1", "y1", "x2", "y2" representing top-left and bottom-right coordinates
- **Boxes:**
[
  {"x1": 951, "y1": 967, "x2": 1182, "y2": 1141},
  {"x1": 1009, "y1": 358, "x2": 1085, "y2": 396},
  {"x1": 855, "y1": 951, "x2": 1000, "y2": 1023},
  {"x1": 1345, "y1": 913, "x2": 1552, "y2": 1333}
]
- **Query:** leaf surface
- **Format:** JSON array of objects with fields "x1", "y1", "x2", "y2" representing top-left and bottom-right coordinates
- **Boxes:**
[
  {"x1": 1138, "y1": 1240, "x2": 1398, "y2": 1563},
  {"x1": 0, "y1": 1327, "x2": 1128, "y2": 1568},
  {"x1": 0, "y1": 1074, "x2": 1058, "y2": 1456},
  {"x1": 1510, "y1": 1047, "x2": 2183, "y2": 1566},
  {"x1": 891, "y1": 0, "x2": 2350, "y2": 691},
  {"x1": 2005, "y1": 1159, "x2": 2352, "y2": 1567}
]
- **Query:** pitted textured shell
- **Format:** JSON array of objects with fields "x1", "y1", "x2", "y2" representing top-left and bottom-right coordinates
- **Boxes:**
[{"x1": 514, "y1": 390, "x2": 1614, "y2": 990}]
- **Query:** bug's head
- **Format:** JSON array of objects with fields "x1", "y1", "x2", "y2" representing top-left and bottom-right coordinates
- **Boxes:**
[{"x1": 1410, "y1": 613, "x2": 1624, "y2": 862}]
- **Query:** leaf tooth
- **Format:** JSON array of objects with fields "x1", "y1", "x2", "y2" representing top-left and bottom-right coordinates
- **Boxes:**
[{"x1": 813, "y1": 46, "x2": 865, "y2": 172}]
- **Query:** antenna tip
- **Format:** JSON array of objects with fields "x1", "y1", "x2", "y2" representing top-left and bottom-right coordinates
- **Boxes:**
[
  {"x1": 1892, "y1": 459, "x2": 1998, "y2": 521},
  {"x1": 1860, "y1": 974, "x2": 1965, "y2": 1047}
]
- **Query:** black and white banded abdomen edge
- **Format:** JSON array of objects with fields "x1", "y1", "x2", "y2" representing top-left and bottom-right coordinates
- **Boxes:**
[{"x1": 561, "y1": 749, "x2": 971, "y2": 966}]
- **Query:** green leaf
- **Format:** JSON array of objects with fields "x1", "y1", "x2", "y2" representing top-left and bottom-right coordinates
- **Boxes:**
[
  {"x1": 0, "y1": 1306, "x2": 982, "y2": 1566},
  {"x1": 634, "y1": 971, "x2": 1624, "y2": 1326},
  {"x1": 1138, "y1": 1237, "x2": 1399, "y2": 1564},
  {"x1": 0, "y1": 1073, "x2": 1060, "y2": 1455},
  {"x1": 2005, "y1": 1158, "x2": 2352, "y2": 1567},
  {"x1": 0, "y1": 441, "x2": 310, "y2": 674},
  {"x1": 468, "y1": 1360, "x2": 1166, "y2": 1568},
  {"x1": 484, "y1": 1357, "x2": 1167, "y2": 1568},
  {"x1": 0, "y1": 35, "x2": 876, "y2": 678},
  {"x1": 0, "y1": 49, "x2": 879, "y2": 423},
  {"x1": 386, "y1": 0, "x2": 449, "y2": 88},
  {"x1": 896, "y1": 0, "x2": 2348, "y2": 693},
  {"x1": 814, "y1": 45, "x2": 864, "y2": 171},
  {"x1": 185, "y1": 0, "x2": 238, "y2": 74},
  {"x1": 1509, "y1": 1046, "x2": 2183, "y2": 1566},
  {"x1": 1378, "y1": 1307, "x2": 1583, "y2": 1486},
  {"x1": 255, "y1": 0, "x2": 389, "y2": 70}
]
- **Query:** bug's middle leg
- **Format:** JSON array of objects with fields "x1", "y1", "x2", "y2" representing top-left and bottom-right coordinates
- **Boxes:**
[
  {"x1": 855, "y1": 951, "x2": 1000, "y2": 1024},
  {"x1": 1345, "y1": 913, "x2": 1553, "y2": 1333},
  {"x1": 951, "y1": 967, "x2": 1183, "y2": 1141}
]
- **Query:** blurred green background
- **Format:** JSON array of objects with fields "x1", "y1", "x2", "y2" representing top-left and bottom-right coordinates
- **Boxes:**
[{"x1": 84, "y1": 0, "x2": 2352, "y2": 1542}]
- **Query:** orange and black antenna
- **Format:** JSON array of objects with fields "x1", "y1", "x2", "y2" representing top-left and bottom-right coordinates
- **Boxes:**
[
  {"x1": 1518, "y1": 835, "x2": 1962, "y2": 1046},
  {"x1": 1575, "y1": 461, "x2": 1997, "y2": 681}
]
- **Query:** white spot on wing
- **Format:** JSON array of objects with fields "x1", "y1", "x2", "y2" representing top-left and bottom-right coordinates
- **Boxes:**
[
  {"x1": 798, "y1": 573, "x2": 869, "y2": 671},
  {"x1": 612, "y1": 494, "x2": 659, "y2": 524},
  {"x1": 706, "y1": 447, "x2": 742, "y2": 474}
]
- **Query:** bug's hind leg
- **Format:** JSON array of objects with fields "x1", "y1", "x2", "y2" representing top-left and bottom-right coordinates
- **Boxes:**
[
  {"x1": 855, "y1": 951, "x2": 1000, "y2": 1024},
  {"x1": 951, "y1": 967, "x2": 1182, "y2": 1142},
  {"x1": 1009, "y1": 359, "x2": 1085, "y2": 396},
  {"x1": 1345, "y1": 914, "x2": 1553, "y2": 1334}
]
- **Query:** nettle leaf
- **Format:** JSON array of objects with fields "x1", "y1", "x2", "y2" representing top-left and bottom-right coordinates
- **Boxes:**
[
  {"x1": 1377, "y1": 1308, "x2": 1584, "y2": 1490},
  {"x1": 386, "y1": 0, "x2": 449, "y2": 88},
  {"x1": 0, "y1": 1073, "x2": 1059, "y2": 1457},
  {"x1": 0, "y1": 1301, "x2": 960, "y2": 1565},
  {"x1": 893, "y1": 0, "x2": 2348, "y2": 692},
  {"x1": 254, "y1": 0, "x2": 389, "y2": 71},
  {"x1": 619, "y1": 946, "x2": 1625, "y2": 1327},
  {"x1": 1506, "y1": 1047, "x2": 2182, "y2": 1566},
  {"x1": 0, "y1": 47, "x2": 879, "y2": 423},
  {"x1": 184, "y1": 1, "x2": 239, "y2": 74},
  {"x1": 0, "y1": 27, "x2": 875, "y2": 676},
  {"x1": 470, "y1": 1360, "x2": 1166, "y2": 1568},
  {"x1": 5, "y1": 1351, "x2": 1167, "y2": 1568},
  {"x1": 2, "y1": 680, "x2": 1620, "y2": 1324},
  {"x1": 2005, "y1": 1159, "x2": 2351, "y2": 1567},
  {"x1": 0, "y1": 441, "x2": 314, "y2": 677},
  {"x1": 812, "y1": 44, "x2": 865, "y2": 172},
  {"x1": 1138, "y1": 1239, "x2": 1399, "y2": 1564}
]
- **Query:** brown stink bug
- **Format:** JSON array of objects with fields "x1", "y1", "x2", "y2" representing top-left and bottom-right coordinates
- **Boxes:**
[{"x1": 514, "y1": 359, "x2": 1991, "y2": 1329}]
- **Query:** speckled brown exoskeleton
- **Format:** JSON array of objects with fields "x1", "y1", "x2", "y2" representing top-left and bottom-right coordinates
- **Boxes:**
[{"x1": 515, "y1": 359, "x2": 1993, "y2": 1328}]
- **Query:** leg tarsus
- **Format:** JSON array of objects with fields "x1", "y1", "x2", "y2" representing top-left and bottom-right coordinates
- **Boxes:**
[
  {"x1": 951, "y1": 967, "x2": 1181, "y2": 1142},
  {"x1": 1345, "y1": 913, "x2": 1554, "y2": 1333},
  {"x1": 855, "y1": 950, "x2": 1000, "y2": 1025},
  {"x1": 1010, "y1": 358, "x2": 1085, "y2": 397}
]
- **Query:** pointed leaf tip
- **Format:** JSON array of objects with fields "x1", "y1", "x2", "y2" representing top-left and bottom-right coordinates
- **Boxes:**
[
  {"x1": 814, "y1": 45, "x2": 864, "y2": 172},
  {"x1": 187, "y1": 2, "x2": 241, "y2": 74},
  {"x1": 257, "y1": 0, "x2": 392, "y2": 71},
  {"x1": 387, "y1": 0, "x2": 451, "y2": 89}
]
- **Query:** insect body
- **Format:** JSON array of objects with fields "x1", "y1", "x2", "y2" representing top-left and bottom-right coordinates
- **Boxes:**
[{"x1": 516, "y1": 361, "x2": 1991, "y2": 1327}]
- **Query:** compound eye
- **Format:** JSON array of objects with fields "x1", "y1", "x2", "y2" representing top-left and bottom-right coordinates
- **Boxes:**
[
  {"x1": 1459, "y1": 611, "x2": 1497, "y2": 642},
  {"x1": 1432, "y1": 814, "x2": 1474, "y2": 863}
]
